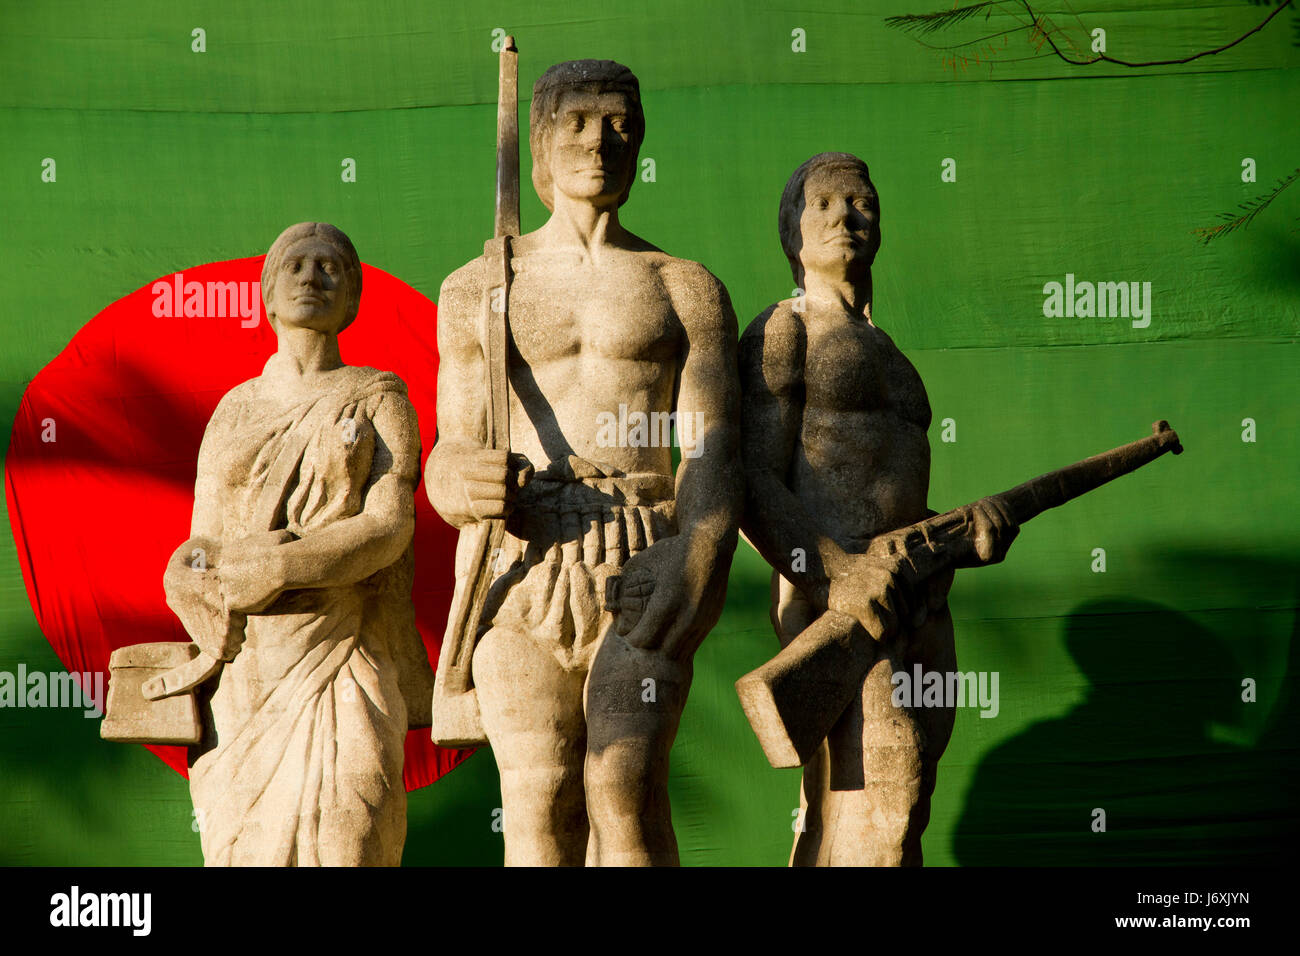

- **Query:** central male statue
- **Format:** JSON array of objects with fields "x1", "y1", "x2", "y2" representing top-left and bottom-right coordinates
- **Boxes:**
[{"x1": 425, "y1": 60, "x2": 742, "y2": 866}]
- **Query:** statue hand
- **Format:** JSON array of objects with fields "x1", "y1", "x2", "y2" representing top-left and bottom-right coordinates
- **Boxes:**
[
  {"x1": 427, "y1": 446, "x2": 531, "y2": 525},
  {"x1": 961, "y1": 496, "x2": 1020, "y2": 566},
  {"x1": 218, "y1": 529, "x2": 296, "y2": 614},
  {"x1": 615, "y1": 534, "x2": 722, "y2": 659},
  {"x1": 826, "y1": 552, "x2": 917, "y2": 645},
  {"x1": 614, "y1": 536, "x2": 680, "y2": 650}
]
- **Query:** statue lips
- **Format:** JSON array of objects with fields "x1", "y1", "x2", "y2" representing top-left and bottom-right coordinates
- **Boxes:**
[{"x1": 4, "y1": 255, "x2": 467, "y2": 792}]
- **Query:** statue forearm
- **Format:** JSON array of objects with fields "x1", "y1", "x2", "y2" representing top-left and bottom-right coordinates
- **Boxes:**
[
  {"x1": 275, "y1": 510, "x2": 413, "y2": 592},
  {"x1": 675, "y1": 463, "x2": 741, "y2": 550}
]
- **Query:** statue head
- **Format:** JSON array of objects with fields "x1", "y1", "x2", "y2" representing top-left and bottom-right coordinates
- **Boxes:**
[
  {"x1": 778, "y1": 152, "x2": 880, "y2": 288},
  {"x1": 529, "y1": 60, "x2": 645, "y2": 212},
  {"x1": 261, "y1": 222, "x2": 362, "y2": 335}
]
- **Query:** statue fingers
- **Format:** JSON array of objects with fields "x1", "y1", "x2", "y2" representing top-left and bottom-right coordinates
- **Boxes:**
[
  {"x1": 877, "y1": 570, "x2": 913, "y2": 627},
  {"x1": 620, "y1": 592, "x2": 671, "y2": 650},
  {"x1": 469, "y1": 448, "x2": 510, "y2": 468},
  {"x1": 464, "y1": 478, "x2": 508, "y2": 501},
  {"x1": 637, "y1": 506, "x2": 659, "y2": 547},
  {"x1": 970, "y1": 505, "x2": 998, "y2": 563},
  {"x1": 988, "y1": 496, "x2": 1020, "y2": 554},
  {"x1": 860, "y1": 598, "x2": 897, "y2": 642},
  {"x1": 971, "y1": 498, "x2": 1016, "y2": 563},
  {"x1": 468, "y1": 498, "x2": 509, "y2": 520},
  {"x1": 603, "y1": 511, "x2": 625, "y2": 567}
]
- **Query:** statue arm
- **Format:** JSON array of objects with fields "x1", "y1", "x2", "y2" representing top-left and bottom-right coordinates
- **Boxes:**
[
  {"x1": 423, "y1": 261, "x2": 512, "y2": 529},
  {"x1": 737, "y1": 305, "x2": 848, "y2": 610},
  {"x1": 165, "y1": 391, "x2": 240, "y2": 657},
  {"x1": 670, "y1": 266, "x2": 743, "y2": 553},
  {"x1": 165, "y1": 392, "x2": 234, "y2": 588},
  {"x1": 188, "y1": 394, "x2": 234, "y2": 541},
  {"x1": 615, "y1": 264, "x2": 742, "y2": 657}
]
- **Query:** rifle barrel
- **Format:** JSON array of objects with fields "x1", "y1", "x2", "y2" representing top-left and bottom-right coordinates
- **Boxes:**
[
  {"x1": 997, "y1": 420, "x2": 1183, "y2": 524},
  {"x1": 494, "y1": 35, "x2": 520, "y2": 238}
]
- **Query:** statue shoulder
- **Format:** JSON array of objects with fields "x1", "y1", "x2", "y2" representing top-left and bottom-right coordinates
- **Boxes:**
[
  {"x1": 741, "y1": 300, "x2": 806, "y2": 356},
  {"x1": 195, "y1": 378, "x2": 258, "y2": 464},
  {"x1": 655, "y1": 254, "x2": 723, "y2": 294},
  {"x1": 343, "y1": 365, "x2": 411, "y2": 398},
  {"x1": 654, "y1": 255, "x2": 736, "y2": 332},
  {"x1": 436, "y1": 256, "x2": 490, "y2": 356},
  {"x1": 437, "y1": 256, "x2": 488, "y2": 319},
  {"x1": 209, "y1": 377, "x2": 258, "y2": 423},
  {"x1": 740, "y1": 302, "x2": 806, "y2": 394},
  {"x1": 353, "y1": 370, "x2": 421, "y2": 476}
]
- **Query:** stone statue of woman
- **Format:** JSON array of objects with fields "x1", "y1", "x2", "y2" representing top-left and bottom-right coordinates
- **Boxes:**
[{"x1": 158, "y1": 222, "x2": 431, "y2": 866}]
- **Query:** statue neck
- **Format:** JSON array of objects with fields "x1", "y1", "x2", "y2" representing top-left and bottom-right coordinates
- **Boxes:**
[
  {"x1": 269, "y1": 325, "x2": 344, "y2": 379},
  {"x1": 543, "y1": 194, "x2": 627, "y2": 260},
  {"x1": 804, "y1": 270, "x2": 873, "y2": 323}
]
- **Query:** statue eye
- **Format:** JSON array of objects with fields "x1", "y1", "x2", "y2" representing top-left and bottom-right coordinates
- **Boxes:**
[
  {"x1": 610, "y1": 116, "x2": 627, "y2": 134},
  {"x1": 816, "y1": 198, "x2": 829, "y2": 210}
]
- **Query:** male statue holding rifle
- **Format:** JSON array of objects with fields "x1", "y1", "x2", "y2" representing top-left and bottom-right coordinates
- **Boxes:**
[
  {"x1": 736, "y1": 152, "x2": 1181, "y2": 866},
  {"x1": 425, "y1": 57, "x2": 742, "y2": 866}
]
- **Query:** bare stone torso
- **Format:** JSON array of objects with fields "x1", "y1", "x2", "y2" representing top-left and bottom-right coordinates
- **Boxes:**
[
  {"x1": 791, "y1": 302, "x2": 932, "y2": 549},
  {"x1": 483, "y1": 241, "x2": 688, "y2": 476}
]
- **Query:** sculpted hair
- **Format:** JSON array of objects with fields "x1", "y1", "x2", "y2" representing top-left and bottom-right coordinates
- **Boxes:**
[
  {"x1": 261, "y1": 221, "x2": 363, "y2": 332},
  {"x1": 529, "y1": 60, "x2": 645, "y2": 212},
  {"x1": 778, "y1": 152, "x2": 879, "y2": 286}
]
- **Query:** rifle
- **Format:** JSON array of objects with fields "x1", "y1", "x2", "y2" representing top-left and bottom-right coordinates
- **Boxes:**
[
  {"x1": 736, "y1": 420, "x2": 1184, "y2": 769},
  {"x1": 430, "y1": 35, "x2": 523, "y2": 747}
]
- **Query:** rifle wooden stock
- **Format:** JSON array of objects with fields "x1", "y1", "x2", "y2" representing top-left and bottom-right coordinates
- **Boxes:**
[
  {"x1": 736, "y1": 610, "x2": 869, "y2": 768},
  {"x1": 737, "y1": 420, "x2": 1184, "y2": 769}
]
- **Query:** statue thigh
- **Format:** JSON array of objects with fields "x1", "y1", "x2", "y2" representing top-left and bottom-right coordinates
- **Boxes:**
[
  {"x1": 817, "y1": 607, "x2": 958, "y2": 866},
  {"x1": 472, "y1": 622, "x2": 590, "y2": 866},
  {"x1": 581, "y1": 623, "x2": 693, "y2": 865},
  {"x1": 775, "y1": 571, "x2": 959, "y2": 866}
]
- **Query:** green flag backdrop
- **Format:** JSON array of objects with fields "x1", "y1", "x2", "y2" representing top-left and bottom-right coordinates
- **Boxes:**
[{"x1": 1, "y1": 0, "x2": 1297, "y2": 865}]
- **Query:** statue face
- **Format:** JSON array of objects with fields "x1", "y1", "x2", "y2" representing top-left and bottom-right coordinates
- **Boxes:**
[
  {"x1": 796, "y1": 166, "x2": 879, "y2": 283},
  {"x1": 547, "y1": 89, "x2": 636, "y2": 207},
  {"x1": 268, "y1": 236, "x2": 350, "y2": 333}
]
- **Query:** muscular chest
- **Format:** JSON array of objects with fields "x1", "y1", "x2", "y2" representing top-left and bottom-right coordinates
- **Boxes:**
[
  {"x1": 504, "y1": 255, "x2": 681, "y2": 366},
  {"x1": 804, "y1": 320, "x2": 931, "y2": 429}
]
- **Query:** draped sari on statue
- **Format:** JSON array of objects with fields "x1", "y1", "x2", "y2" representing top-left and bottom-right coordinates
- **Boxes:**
[{"x1": 170, "y1": 366, "x2": 427, "y2": 866}]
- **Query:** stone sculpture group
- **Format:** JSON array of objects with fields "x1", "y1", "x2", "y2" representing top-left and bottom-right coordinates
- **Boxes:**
[{"x1": 101, "y1": 53, "x2": 1182, "y2": 867}]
